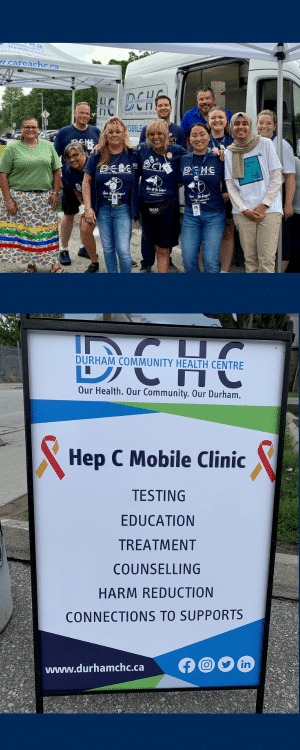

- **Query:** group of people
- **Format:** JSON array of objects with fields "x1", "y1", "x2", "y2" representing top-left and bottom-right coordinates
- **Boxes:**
[{"x1": 0, "y1": 89, "x2": 298, "y2": 274}]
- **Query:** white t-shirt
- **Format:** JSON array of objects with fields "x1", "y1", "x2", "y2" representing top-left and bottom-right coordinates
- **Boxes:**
[
  {"x1": 293, "y1": 155, "x2": 300, "y2": 214},
  {"x1": 225, "y1": 137, "x2": 282, "y2": 214},
  {"x1": 273, "y1": 137, "x2": 296, "y2": 175}
]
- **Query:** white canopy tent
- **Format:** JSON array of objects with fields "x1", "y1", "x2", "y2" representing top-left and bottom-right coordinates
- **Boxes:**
[
  {"x1": 84, "y1": 42, "x2": 300, "y2": 273},
  {"x1": 0, "y1": 43, "x2": 122, "y2": 124}
]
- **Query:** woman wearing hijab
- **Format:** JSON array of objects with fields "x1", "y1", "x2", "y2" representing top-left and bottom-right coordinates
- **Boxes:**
[{"x1": 224, "y1": 112, "x2": 283, "y2": 273}]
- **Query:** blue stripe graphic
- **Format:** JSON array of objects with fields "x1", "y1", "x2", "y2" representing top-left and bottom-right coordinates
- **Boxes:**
[
  {"x1": 30, "y1": 400, "x2": 156, "y2": 424},
  {"x1": 154, "y1": 619, "x2": 264, "y2": 687}
]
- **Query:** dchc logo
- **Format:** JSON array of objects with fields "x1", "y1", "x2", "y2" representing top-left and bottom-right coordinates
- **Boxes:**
[
  {"x1": 76, "y1": 336, "x2": 122, "y2": 385},
  {"x1": 75, "y1": 336, "x2": 163, "y2": 387}
]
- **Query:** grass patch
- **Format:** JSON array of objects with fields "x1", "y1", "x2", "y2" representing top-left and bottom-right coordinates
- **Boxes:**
[
  {"x1": 277, "y1": 428, "x2": 299, "y2": 545},
  {"x1": 288, "y1": 392, "x2": 299, "y2": 399}
]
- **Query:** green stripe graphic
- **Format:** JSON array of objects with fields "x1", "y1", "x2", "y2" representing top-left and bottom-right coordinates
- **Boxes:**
[
  {"x1": 118, "y1": 403, "x2": 281, "y2": 434},
  {"x1": 90, "y1": 674, "x2": 164, "y2": 692}
]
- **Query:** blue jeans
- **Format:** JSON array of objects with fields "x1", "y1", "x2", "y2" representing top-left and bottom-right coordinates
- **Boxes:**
[
  {"x1": 97, "y1": 204, "x2": 132, "y2": 274},
  {"x1": 181, "y1": 207, "x2": 226, "y2": 274}
]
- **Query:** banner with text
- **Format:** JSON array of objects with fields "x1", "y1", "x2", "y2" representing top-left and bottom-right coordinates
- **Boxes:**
[{"x1": 27, "y1": 329, "x2": 286, "y2": 693}]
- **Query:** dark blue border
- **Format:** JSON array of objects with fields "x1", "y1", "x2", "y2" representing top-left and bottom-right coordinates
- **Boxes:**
[
  {"x1": 1, "y1": 274, "x2": 298, "y2": 312},
  {"x1": 1, "y1": 715, "x2": 299, "y2": 749},
  {"x1": 1, "y1": 21, "x2": 299, "y2": 749}
]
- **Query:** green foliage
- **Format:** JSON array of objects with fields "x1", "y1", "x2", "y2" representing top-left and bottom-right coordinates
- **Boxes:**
[
  {"x1": 0, "y1": 314, "x2": 64, "y2": 347},
  {"x1": 1, "y1": 88, "x2": 25, "y2": 131},
  {"x1": 22, "y1": 88, "x2": 73, "y2": 130},
  {"x1": 277, "y1": 429, "x2": 299, "y2": 544},
  {"x1": 0, "y1": 314, "x2": 21, "y2": 346},
  {"x1": 252, "y1": 314, "x2": 290, "y2": 331}
]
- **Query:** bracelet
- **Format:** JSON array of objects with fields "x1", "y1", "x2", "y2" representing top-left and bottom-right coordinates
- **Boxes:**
[
  {"x1": 85, "y1": 207, "x2": 92, "y2": 212},
  {"x1": 5, "y1": 199, "x2": 14, "y2": 205},
  {"x1": 52, "y1": 192, "x2": 59, "y2": 196}
]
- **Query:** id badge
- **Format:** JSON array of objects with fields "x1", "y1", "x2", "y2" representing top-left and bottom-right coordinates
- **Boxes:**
[
  {"x1": 193, "y1": 203, "x2": 201, "y2": 217},
  {"x1": 111, "y1": 194, "x2": 118, "y2": 206},
  {"x1": 163, "y1": 163, "x2": 173, "y2": 174}
]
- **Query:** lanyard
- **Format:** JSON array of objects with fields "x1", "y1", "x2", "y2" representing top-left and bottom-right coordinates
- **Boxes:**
[
  {"x1": 108, "y1": 152, "x2": 124, "y2": 169},
  {"x1": 210, "y1": 134, "x2": 226, "y2": 150},
  {"x1": 192, "y1": 152, "x2": 209, "y2": 196}
]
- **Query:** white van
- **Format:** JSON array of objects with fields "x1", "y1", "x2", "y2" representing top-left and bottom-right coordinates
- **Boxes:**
[{"x1": 116, "y1": 51, "x2": 300, "y2": 153}]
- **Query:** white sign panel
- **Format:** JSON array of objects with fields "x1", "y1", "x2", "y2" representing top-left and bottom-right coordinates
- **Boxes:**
[{"x1": 27, "y1": 329, "x2": 286, "y2": 694}]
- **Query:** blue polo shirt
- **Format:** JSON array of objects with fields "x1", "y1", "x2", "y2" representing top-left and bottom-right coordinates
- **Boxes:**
[
  {"x1": 139, "y1": 122, "x2": 186, "y2": 149},
  {"x1": 181, "y1": 106, "x2": 233, "y2": 135}
]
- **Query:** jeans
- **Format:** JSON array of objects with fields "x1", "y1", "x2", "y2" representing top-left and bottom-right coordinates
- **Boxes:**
[
  {"x1": 181, "y1": 207, "x2": 226, "y2": 274},
  {"x1": 97, "y1": 204, "x2": 132, "y2": 274}
]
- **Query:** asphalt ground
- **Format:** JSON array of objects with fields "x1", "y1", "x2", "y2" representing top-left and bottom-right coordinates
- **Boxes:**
[
  {"x1": 0, "y1": 560, "x2": 298, "y2": 714},
  {"x1": 0, "y1": 214, "x2": 245, "y2": 274}
]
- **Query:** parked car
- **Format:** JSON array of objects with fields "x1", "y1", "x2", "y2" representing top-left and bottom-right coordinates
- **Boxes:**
[
  {"x1": 45, "y1": 130, "x2": 58, "y2": 142},
  {"x1": 0, "y1": 138, "x2": 7, "y2": 146},
  {"x1": 13, "y1": 131, "x2": 22, "y2": 140}
]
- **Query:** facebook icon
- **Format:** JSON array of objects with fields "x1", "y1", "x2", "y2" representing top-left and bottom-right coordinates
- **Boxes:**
[{"x1": 178, "y1": 658, "x2": 196, "y2": 674}]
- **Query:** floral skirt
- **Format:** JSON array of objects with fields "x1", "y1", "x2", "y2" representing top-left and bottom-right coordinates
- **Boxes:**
[{"x1": 0, "y1": 190, "x2": 60, "y2": 269}]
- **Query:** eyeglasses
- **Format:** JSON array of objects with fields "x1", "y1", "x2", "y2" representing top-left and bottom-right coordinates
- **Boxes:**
[{"x1": 23, "y1": 126, "x2": 38, "y2": 130}]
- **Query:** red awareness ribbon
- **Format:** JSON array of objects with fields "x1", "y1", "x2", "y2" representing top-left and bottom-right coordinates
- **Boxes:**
[
  {"x1": 39, "y1": 435, "x2": 65, "y2": 480},
  {"x1": 257, "y1": 440, "x2": 276, "y2": 483}
]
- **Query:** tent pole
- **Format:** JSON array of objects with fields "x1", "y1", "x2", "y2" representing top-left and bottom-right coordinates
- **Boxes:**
[
  {"x1": 116, "y1": 82, "x2": 121, "y2": 117},
  {"x1": 276, "y1": 44, "x2": 285, "y2": 274},
  {"x1": 71, "y1": 88, "x2": 75, "y2": 125}
]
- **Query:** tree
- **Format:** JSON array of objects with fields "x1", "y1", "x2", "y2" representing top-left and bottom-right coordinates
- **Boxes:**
[
  {"x1": 0, "y1": 315, "x2": 64, "y2": 347},
  {"x1": 0, "y1": 314, "x2": 21, "y2": 346},
  {"x1": 22, "y1": 88, "x2": 73, "y2": 131},
  {"x1": 0, "y1": 88, "x2": 25, "y2": 130},
  {"x1": 204, "y1": 314, "x2": 290, "y2": 330}
]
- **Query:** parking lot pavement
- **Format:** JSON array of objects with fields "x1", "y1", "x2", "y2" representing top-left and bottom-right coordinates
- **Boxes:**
[{"x1": 0, "y1": 560, "x2": 298, "y2": 714}]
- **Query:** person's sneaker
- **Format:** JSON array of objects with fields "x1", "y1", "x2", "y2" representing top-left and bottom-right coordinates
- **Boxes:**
[
  {"x1": 168, "y1": 260, "x2": 179, "y2": 273},
  {"x1": 85, "y1": 262, "x2": 99, "y2": 274},
  {"x1": 78, "y1": 247, "x2": 90, "y2": 259},
  {"x1": 59, "y1": 250, "x2": 71, "y2": 266},
  {"x1": 140, "y1": 265, "x2": 152, "y2": 273}
]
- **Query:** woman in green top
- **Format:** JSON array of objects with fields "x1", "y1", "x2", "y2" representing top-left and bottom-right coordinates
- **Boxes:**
[{"x1": 0, "y1": 117, "x2": 63, "y2": 273}]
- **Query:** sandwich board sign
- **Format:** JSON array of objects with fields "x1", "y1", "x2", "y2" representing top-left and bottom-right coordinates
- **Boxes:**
[{"x1": 20, "y1": 316, "x2": 292, "y2": 713}]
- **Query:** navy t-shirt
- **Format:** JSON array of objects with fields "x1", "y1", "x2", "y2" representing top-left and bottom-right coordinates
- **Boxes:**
[
  {"x1": 54, "y1": 124, "x2": 100, "y2": 184},
  {"x1": 139, "y1": 122, "x2": 186, "y2": 149},
  {"x1": 179, "y1": 151, "x2": 226, "y2": 212},
  {"x1": 210, "y1": 133, "x2": 233, "y2": 151},
  {"x1": 64, "y1": 164, "x2": 85, "y2": 193},
  {"x1": 85, "y1": 151, "x2": 135, "y2": 207},
  {"x1": 138, "y1": 143, "x2": 186, "y2": 202}
]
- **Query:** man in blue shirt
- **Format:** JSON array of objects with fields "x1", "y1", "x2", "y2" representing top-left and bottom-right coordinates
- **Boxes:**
[
  {"x1": 139, "y1": 95, "x2": 186, "y2": 273},
  {"x1": 181, "y1": 87, "x2": 232, "y2": 137},
  {"x1": 54, "y1": 102, "x2": 100, "y2": 266}
]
